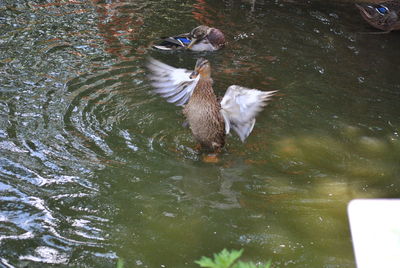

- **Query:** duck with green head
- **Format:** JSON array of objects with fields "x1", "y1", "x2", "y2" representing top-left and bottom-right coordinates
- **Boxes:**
[
  {"x1": 147, "y1": 58, "x2": 276, "y2": 152},
  {"x1": 356, "y1": 1, "x2": 400, "y2": 32},
  {"x1": 152, "y1": 25, "x2": 225, "y2": 51}
]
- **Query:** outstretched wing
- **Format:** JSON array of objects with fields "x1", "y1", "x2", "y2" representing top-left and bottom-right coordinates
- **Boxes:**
[
  {"x1": 220, "y1": 85, "x2": 277, "y2": 142},
  {"x1": 147, "y1": 58, "x2": 199, "y2": 106}
]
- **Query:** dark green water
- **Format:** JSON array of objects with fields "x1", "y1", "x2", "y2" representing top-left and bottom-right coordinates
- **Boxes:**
[{"x1": 1, "y1": 0, "x2": 399, "y2": 267}]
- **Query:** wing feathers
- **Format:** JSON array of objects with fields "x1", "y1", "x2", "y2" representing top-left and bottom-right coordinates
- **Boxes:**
[
  {"x1": 148, "y1": 58, "x2": 277, "y2": 143},
  {"x1": 147, "y1": 58, "x2": 199, "y2": 106},
  {"x1": 220, "y1": 85, "x2": 277, "y2": 142}
]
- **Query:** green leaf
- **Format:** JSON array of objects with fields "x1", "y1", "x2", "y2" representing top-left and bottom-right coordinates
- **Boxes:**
[
  {"x1": 195, "y1": 249, "x2": 244, "y2": 268},
  {"x1": 195, "y1": 256, "x2": 219, "y2": 267}
]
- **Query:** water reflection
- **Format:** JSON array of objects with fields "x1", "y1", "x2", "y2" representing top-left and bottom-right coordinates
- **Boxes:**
[{"x1": 94, "y1": 0, "x2": 146, "y2": 60}]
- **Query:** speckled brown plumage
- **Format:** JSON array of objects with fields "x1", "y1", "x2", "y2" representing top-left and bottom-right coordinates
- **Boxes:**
[{"x1": 183, "y1": 78, "x2": 225, "y2": 150}]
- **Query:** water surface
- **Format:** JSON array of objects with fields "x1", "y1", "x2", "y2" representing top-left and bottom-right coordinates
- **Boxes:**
[{"x1": 1, "y1": 0, "x2": 399, "y2": 267}]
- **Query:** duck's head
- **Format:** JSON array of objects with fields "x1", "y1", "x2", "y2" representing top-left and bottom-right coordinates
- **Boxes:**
[
  {"x1": 355, "y1": 3, "x2": 399, "y2": 31},
  {"x1": 190, "y1": 58, "x2": 211, "y2": 79},
  {"x1": 187, "y1": 25, "x2": 225, "y2": 50}
]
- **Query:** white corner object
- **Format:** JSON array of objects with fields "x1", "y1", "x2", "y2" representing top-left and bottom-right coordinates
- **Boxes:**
[{"x1": 348, "y1": 199, "x2": 400, "y2": 268}]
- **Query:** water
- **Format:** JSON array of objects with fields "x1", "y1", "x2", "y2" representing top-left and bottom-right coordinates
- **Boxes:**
[{"x1": 0, "y1": 0, "x2": 399, "y2": 267}]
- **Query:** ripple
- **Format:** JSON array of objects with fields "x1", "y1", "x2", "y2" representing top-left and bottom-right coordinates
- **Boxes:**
[
  {"x1": 0, "y1": 181, "x2": 54, "y2": 242},
  {"x1": 64, "y1": 60, "x2": 146, "y2": 159},
  {"x1": 19, "y1": 246, "x2": 68, "y2": 265},
  {"x1": 0, "y1": 0, "x2": 133, "y2": 266}
]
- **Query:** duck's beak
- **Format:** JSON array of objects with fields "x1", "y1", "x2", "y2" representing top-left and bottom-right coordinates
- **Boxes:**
[
  {"x1": 186, "y1": 38, "x2": 197, "y2": 49},
  {"x1": 189, "y1": 70, "x2": 199, "y2": 79}
]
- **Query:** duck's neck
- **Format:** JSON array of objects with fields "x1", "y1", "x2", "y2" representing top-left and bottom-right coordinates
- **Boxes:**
[
  {"x1": 193, "y1": 76, "x2": 215, "y2": 98},
  {"x1": 196, "y1": 77, "x2": 214, "y2": 90}
]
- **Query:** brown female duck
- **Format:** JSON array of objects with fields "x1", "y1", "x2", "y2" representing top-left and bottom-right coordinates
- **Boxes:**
[
  {"x1": 356, "y1": 1, "x2": 400, "y2": 32},
  {"x1": 152, "y1": 25, "x2": 225, "y2": 51},
  {"x1": 147, "y1": 58, "x2": 276, "y2": 151}
]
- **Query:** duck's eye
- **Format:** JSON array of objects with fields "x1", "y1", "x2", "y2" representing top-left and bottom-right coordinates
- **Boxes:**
[{"x1": 376, "y1": 6, "x2": 389, "y2": 14}]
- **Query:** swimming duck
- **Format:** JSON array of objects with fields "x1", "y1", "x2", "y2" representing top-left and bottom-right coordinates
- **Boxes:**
[
  {"x1": 152, "y1": 25, "x2": 225, "y2": 51},
  {"x1": 147, "y1": 58, "x2": 276, "y2": 151},
  {"x1": 355, "y1": 1, "x2": 400, "y2": 32}
]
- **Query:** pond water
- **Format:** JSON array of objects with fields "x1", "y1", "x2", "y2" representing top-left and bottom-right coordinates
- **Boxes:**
[{"x1": 1, "y1": 0, "x2": 399, "y2": 267}]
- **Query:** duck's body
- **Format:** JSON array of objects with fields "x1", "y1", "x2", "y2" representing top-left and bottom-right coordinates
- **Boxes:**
[
  {"x1": 356, "y1": 1, "x2": 400, "y2": 32},
  {"x1": 183, "y1": 77, "x2": 225, "y2": 150},
  {"x1": 147, "y1": 58, "x2": 276, "y2": 151},
  {"x1": 152, "y1": 25, "x2": 225, "y2": 52}
]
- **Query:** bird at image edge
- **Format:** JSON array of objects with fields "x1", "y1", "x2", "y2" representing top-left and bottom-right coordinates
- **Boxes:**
[
  {"x1": 152, "y1": 25, "x2": 225, "y2": 51},
  {"x1": 147, "y1": 57, "x2": 277, "y2": 152},
  {"x1": 355, "y1": 1, "x2": 400, "y2": 32}
]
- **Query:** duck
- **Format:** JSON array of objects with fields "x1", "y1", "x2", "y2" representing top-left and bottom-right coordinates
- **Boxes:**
[
  {"x1": 355, "y1": 1, "x2": 400, "y2": 32},
  {"x1": 147, "y1": 57, "x2": 277, "y2": 152},
  {"x1": 152, "y1": 25, "x2": 225, "y2": 51}
]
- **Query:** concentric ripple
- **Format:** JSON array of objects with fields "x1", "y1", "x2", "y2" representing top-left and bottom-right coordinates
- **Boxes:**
[{"x1": 0, "y1": 1, "x2": 122, "y2": 266}]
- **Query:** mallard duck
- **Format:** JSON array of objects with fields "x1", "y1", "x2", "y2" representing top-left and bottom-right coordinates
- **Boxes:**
[
  {"x1": 147, "y1": 58, "x2": 276, "y2": 151},
  {"x1": 152, "y1": 25, "x2": 225, "y2": 51},
  {"x1": 355, "y1": 1, "x2": 400, "y2": 32}
]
